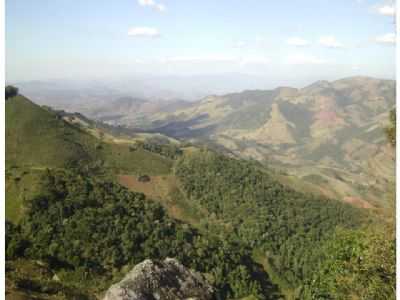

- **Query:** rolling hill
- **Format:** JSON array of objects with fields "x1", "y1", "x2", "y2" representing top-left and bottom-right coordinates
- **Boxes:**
[
  {"x1": 132, "y1": 76, "x2": 395, "y2": 208},
  {"x1": 12, "y1": 77, "x2": 395, "y2": 208},
  {"x1": 5, "y1": 94, "x2": 172, "y2": 224},
  {"x1": 5, "y1": 90, "x2": 394, "y2": 300}
]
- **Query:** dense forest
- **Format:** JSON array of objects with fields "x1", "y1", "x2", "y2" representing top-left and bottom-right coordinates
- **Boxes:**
[
  {"x1": 6, "y1": 168, "x2": 282, "y2": 299},
  {"x1": 5, "y1": 91, "x2": 395, "y2": 299},
  {"x1": 174, "y1": 151, "x2": 368, "y2": 291}
]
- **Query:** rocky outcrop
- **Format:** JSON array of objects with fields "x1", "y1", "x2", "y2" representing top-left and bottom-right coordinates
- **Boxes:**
[{"x1": 103, "y1": 258, "x2": 214, "y2": 300}]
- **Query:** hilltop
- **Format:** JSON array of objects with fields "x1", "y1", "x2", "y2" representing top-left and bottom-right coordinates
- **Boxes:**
[{"x1": 5, "y1": 94, "x2": 172, "y2": 223}]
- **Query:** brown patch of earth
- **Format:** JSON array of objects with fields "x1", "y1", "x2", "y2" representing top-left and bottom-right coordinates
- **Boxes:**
[
  {"x1": 117, "y1": 174, "x2": 204, "y2": 225},
  {"x1": 343, "y1": 196, "x2": 374, "y2": 209},
  {"x1": 118, "y1": 174, "x2": 172, "y2": 201}
]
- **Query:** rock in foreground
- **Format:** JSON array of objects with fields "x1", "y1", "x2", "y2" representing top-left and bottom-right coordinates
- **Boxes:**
[{"x1": 103, "y1": 258, "x2": 214, "y2": 300}]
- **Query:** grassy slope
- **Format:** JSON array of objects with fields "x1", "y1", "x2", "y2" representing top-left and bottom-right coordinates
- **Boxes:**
[
  {"x1": 5, "y1": 167, "x2": 44, "y2": 223},
  {"x1": 5, "y1": 95, "x2": 172, "y2": 223},
  {"x1": 5, "y1": 94, "x2": 384, "y2": 299},
  {"x1": 6, "y1": 95, "x2": 94, "y2": 168}
]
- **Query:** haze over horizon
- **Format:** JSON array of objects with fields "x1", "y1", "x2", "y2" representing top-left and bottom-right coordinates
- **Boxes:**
[
  {"x1": 6, "y1": 0, "x2": 396, "y2": 90},
  {"x1": 4, "y1": 1, "x2": 397, "y2": 299}
]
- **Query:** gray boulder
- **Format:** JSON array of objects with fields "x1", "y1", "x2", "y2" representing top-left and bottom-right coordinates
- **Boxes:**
[{"x1": 103, "y1": 258, "x2": 214, "y2": 300}]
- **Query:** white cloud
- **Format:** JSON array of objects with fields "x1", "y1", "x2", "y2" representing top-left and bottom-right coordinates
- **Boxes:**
[
  {"x1": 376, "y1": 4, "x2": 396, "y2": 16},
  {"x1": 318, "y1": 36, "x2": 344, "y2": 48},
  {"x1": 375, "y1": 33, "x2": 396, "y2": 44},
  {"x1": 128, "y1": 27, "x2": 160, "y2": 38},
  {"x1": 286, "y1": 37, "x2": 310, "y2": 47},
  {"x1": 138, "y1": 0, "x2": 166, "y2": 12},
  {"x1": 286, "y1": 53, "x2": 327, "y2": 65}
]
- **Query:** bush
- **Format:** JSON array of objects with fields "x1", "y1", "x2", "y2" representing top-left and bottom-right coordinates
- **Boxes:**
[
  {"x1": 5, "y1": 85, "x2": 19, "y2": 100},
  {"x1": 138, "y1": 174, "x2": 151, "y2": 182}
]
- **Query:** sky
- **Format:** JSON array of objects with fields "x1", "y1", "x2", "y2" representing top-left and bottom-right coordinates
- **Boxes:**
[{"x1": 5, "y1": 0, "x2": 397, "y2": 86}]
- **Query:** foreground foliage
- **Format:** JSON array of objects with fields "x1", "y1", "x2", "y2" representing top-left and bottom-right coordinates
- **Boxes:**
[
  {"x1": 6, "y1": 168, "x2": 281, "y2": 299},
  {"x1": 301, "y1": 224, "x2": 395, "y2": 299},
  {"x1": 385, "y1": 108, "x2": 396, "y2": 147}
]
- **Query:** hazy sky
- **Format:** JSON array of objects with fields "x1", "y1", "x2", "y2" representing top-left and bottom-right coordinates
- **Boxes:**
[{"x1": 6, "y1": 0, "x2": 396, "y2": 84}]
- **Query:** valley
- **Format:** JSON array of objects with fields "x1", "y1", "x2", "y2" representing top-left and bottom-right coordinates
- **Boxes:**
[
  {"x1": 5, "y1": 0, "x2": 397, "y2": 299},
  {"x1": 5, "y1": 81, "x2": 395, "y2": 299},
  {"x1": 20, "y1": 76, "x2": 395, "y2": 209}
]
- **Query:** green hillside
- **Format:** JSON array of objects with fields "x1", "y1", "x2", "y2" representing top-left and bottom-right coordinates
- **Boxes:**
[
  {"x1": 5, "y1": 95, "x2": 172, "y2": 223},
  {"x1": 5, "y1": 92, "x2": 395, "y2": 300},
  {"x1": 174, "y1": 150, "x2": 366, "y2": 294},
  {"x1": 6, "y1": 95, "x2": 95, "y2": 168},
  {"x1": 6, "y1": 95, "x2": 172, "y2": 173}
]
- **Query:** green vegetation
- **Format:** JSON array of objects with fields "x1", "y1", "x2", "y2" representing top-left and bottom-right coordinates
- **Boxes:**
[
  {"x1": 301, "y1": 174, "x2": 329, "y2": 185},
  {"x1": 279, "y1": 102, "x2": 313, "y2": 138},
  {"x1": 301, "y1": 225, "x2": 395, "y2": 299},
  {"x1": 6, "y1": 95, "x2": 95, "y2": 168},
  {"x1": 5, "y1": 85, "x2": 19, "y2": 100},
  {"x1": 5, "y1": 95, "x2": 172, "y2": 173},
  {"x1": 174, "y1": 150, "x2": 365, "y2": 292},
  {"x1": 131, "y1": 140, "x2": 183, "y2": 159},
  {"x1": 298, "y1": 107, "x2": 396, "y2": 299},
  {"x1": 5, "y1": 92, "x2": 395, "y2": 299},
  {"x1": 386, "y1": 108, "x2": 396, "y2": 147},
  {"x1": 5, "y1": 95, "x2": 172, "y2": 224},
  {"x1": 5, "y1": 167, "x2": 44, "y2": 223},
  {"x1": 7, "y1": 168, "x2": 281, "y2": 299}
]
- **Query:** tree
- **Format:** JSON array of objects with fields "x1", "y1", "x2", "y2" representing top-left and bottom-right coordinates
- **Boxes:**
[
  {"x1": 385, "y1": 108, "x2": 396, "y2": 147},
  {"x1": 5, "y1": 85, "x2": 19, "y2": 100},
  {"x1": 138, "y1": 174, "x2": 151, "y2": 182},
  {"x1": 302, "y1": 226, "x2": 395, "y2": 299}
]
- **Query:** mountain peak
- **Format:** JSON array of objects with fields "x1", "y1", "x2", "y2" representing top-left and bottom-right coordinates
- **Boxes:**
[{"x1": 302, "y1": 80, "x2": 332, "y2": 92}]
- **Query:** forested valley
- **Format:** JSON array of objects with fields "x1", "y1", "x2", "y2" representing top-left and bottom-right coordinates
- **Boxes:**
[{"x1": 5, "y1": 91, "x2": 395, "y2": 299}]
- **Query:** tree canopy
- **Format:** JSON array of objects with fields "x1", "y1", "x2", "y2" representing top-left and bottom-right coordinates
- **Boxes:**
[
  {"x1": 7, "y1": 168, "x2": 282, "y2": 299},
  {"x1": 386, "y1": 108, "x2": 396, "y2": 147},
  {"x1": 5, "y1": 85, "x2": 19, "y2": 100}
]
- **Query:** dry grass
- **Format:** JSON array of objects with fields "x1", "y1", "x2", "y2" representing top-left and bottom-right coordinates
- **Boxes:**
[{"x1": 117, "y1": 174, "x2": 206, "y2": 225}]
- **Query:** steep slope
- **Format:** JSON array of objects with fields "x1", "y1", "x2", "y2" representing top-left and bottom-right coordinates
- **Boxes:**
[
  {"x1": 239, "y1": 103, "x2": 296, "y2": 145},
  {"x1": 6, "y1": 95, "x2": 96, "y2": 168},
  {"x1": 138, "y1": 77, "x2": 395, "y2": 207},
  {"x1": 5, "y1": 91, "x2": 392, "y2": 300},
  {"x1": 5, "y1": 94, "x2": 172, "y2": 224},
  {"x1": 6, "y1": 168, "x2": 282, "y2": 300},
  {"x1": 173, "y1": 149, "x2": 366, "y2": 296},
  {"x1": 6, "y1": 94, "x2": 172, "y2": 173}
]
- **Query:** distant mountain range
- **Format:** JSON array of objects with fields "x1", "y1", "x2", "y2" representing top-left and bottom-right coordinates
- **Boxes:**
[
  {"x1": 11, "y1": 76, "x2": 396, "y2": 207},
  {"x1": 75, "y1": 76, "x2": 394, "y2": 208},
  {"x1": 141, "y1": 76, "x2": 395, "y2": 207},
  {"x1": 10, "y1": 73, "x2": 276, "y2": 103},
  {"x1": 5, "y1": 85, "x2": 394, "y2": 299}
]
